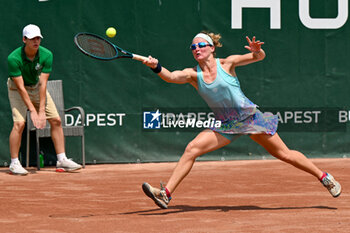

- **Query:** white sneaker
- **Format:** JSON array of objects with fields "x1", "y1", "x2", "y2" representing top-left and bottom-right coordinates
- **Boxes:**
[
  {"x1": 9, "y1": 161, "x2": 29, "y2": 176},
  {"x1": 142, "y1": 182, "x2": 170, "y2": 209},
  {"x1": 56, "y1": 158, "x2": 82, "y2": 172},
  {"x1": 321, "y1": 173, "x2": 341, "y2": 198}
]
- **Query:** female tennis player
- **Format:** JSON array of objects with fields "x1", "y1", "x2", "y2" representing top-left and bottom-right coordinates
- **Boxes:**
[{"x1": 141, "y1": 32, "x2": 341, "y2": 209}]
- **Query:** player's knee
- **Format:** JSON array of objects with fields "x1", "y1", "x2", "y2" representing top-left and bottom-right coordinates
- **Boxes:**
[
  {"x1": 49, "y1": 117, "x2": 62, "y2": 127},
  {"x1": 13, "y1": 121, "x2": 25, "y2": 132},
  {"x1": 183, "y1": 141, "x2": 200, "y2": 160}
]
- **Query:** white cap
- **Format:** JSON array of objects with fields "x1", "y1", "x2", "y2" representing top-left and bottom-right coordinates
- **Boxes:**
[{"x1": 23, "y1": 24, "x2": 43, "y2": 39}]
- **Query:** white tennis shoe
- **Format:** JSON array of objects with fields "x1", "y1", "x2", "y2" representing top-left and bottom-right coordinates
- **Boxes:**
[
  {"x1": 321, "y1": 173, "x2": 341, "y2": 198},
  {"x1": 56, "y1": 158, "x2": 82, "y2": 172},
  {"x1": 9, "y1": 160, "x2": 29, "y2": 176},
  {"x1": 142, "y1": 182, "x2": 170, "y2": 209}
]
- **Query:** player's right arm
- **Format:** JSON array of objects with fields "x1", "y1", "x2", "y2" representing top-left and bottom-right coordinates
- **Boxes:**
[
  {"x1": 8, "y1": 56, "x2": 36, "y2": 114},
  {"x1": 11, "y1": 77, "x2": 36, "y2": 113},
  {"x1": 143, "y1": 56, "x2": 196, "y2": 85},
  {"x1": 8, "y1": 55, "x2": 42, "y2": 128},
  {"x1": 12, "y1": 77, "x2": 44, "y2": 127}
]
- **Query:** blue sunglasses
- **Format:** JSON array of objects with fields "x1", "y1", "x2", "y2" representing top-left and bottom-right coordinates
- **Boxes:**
[{"x1": 190, "y1": 42, "x2": 212, "y2": 50}]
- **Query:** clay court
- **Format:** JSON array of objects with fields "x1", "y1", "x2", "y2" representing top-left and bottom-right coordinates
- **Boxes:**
[{"x1": 0, "y1": 158, "x2": 349, "y2": 233}]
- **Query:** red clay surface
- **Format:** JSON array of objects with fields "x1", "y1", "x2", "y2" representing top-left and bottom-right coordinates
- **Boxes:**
[{"x1": 0, "y1": 158, "x2": 349, "y2": 233}]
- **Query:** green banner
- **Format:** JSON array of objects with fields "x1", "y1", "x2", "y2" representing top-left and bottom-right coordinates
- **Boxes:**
[{"x1": 1, "y1": 0, "x2": 350, "y2": 166}]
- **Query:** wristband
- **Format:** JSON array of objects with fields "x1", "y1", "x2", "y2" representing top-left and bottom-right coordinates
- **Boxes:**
[{"x1": 151, "y1": 62, "x2": 162, "y2": 73}]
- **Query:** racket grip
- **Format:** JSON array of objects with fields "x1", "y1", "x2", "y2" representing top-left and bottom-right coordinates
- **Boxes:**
[{"x1": 132, "y1": 54, "x2": 148, "y2": 62}]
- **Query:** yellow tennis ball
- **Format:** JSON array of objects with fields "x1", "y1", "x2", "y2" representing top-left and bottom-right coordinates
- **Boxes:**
[{"x1": 106, "y1": 27, "x2": 116, "y2": 38}]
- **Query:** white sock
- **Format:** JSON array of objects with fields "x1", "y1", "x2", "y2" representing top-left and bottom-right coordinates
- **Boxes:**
[
  {"x1": 57, "y1": 153, "x2": 67, "y2": 161},
  {"x1": 11, "y1": 157, "x2": 19, "y2": 165}
]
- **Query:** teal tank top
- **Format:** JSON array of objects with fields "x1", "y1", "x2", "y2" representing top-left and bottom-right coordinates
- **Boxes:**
[{"x1": 197, "y1": 59, "x2": 257, "y2": 122}]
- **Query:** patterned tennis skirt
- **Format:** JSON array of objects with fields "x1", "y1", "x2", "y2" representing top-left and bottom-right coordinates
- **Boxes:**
[{"x1": 211, "y1": 110, "x2": 278, "y2": 135}]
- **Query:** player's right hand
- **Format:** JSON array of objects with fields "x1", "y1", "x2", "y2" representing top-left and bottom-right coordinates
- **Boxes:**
[
  {"x1": 31, "y1": 111, "x2": 46, "y2": 129},
  {"x1": 143, "y1": 55, "x2": 159, "y2": 69}
]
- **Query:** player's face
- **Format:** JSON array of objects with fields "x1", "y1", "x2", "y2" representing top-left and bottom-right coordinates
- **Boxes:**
[
  {"x1": 23, "y1": 36, "x2": 41, "y2": 51},
  {"x1": 191, "y1": 38, "x2": 214, "y2": 61}
]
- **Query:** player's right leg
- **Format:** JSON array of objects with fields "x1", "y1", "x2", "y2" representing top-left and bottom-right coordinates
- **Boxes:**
[
  {"x1": 142, "y1": 129, "x2": 231, "y2": 208},
  {"x1": 8, "y1": 80, "x2": 30, "y2": 175},
  {"x1": 142, "y1": 182, "x2": 170, "y2": 209},
  {"x1": 166, "y1": 129, "x2": 231, "y2": 193},
  {"x1": 9, "y1": 122, "x2": 28, "y2": 175}
]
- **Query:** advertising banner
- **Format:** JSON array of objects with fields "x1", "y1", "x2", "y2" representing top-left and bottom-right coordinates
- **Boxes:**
[{"x1": 0, "y1": 0, "x2": 349, "y2": 166}]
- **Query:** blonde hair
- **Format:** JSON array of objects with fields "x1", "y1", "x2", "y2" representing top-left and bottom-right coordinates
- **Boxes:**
[{"x1": 200, "y1": 31, "x2": 222, "y2": 56}]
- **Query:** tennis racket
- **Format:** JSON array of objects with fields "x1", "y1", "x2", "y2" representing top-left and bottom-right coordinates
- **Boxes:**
[{"x1": 74, "y1": 32, "x2": 148, "y2": 62}]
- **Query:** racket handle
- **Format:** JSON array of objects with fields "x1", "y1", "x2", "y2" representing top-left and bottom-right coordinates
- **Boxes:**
[{"x1": 132, "y1": 54, "x2": 148, "y2": 62}]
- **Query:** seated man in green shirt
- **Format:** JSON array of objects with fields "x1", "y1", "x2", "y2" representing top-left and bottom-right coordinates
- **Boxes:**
[{"x1": 7, "y1": 24, "x2": 82, "y2": 175}]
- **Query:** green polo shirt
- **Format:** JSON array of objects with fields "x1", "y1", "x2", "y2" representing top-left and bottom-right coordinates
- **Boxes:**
[{"x1": 8, "y1": 45, "x2": 53, "y2": 86}]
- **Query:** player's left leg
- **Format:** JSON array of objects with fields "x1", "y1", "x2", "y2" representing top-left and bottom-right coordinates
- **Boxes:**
[
  {"x1": 48, "y1": 117, "x2": 82, "y2": 172},
  {"x1": 250, "y1": 133, "x2": 341, "y2": 197},
  {"x1": 250, "y1": 133, "x2": 322, "y2": 178},
  {"x1": 45, "y1": 90, "x2": 82, "y2": 172},
  {"x1": 48, "y1": 117, "x2": 65, "y2": 154}
]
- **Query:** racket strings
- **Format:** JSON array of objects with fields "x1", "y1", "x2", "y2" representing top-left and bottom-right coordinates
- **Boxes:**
[{"x1": 76, "y1": 34, "x2": 117, "y2": 59}]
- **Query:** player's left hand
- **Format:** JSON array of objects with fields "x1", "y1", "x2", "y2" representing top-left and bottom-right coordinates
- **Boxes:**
[
  {"x1": 37, "y1": 111, "x2": 47, "y2": 129},
  {"x1": 244, "y1": 36, "x2": 264, "y2": 53}
]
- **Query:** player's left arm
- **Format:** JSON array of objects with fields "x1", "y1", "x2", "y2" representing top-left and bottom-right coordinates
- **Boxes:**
[
  {"x1": 37, "y1": 51, "x2": 53, "y2": 127},
  {"x1": 225, "y1": 36, "x2": 266, "y2": 71},
  {"x1": 38, "y1": 72, "x2": 50, "y2": 127}
]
